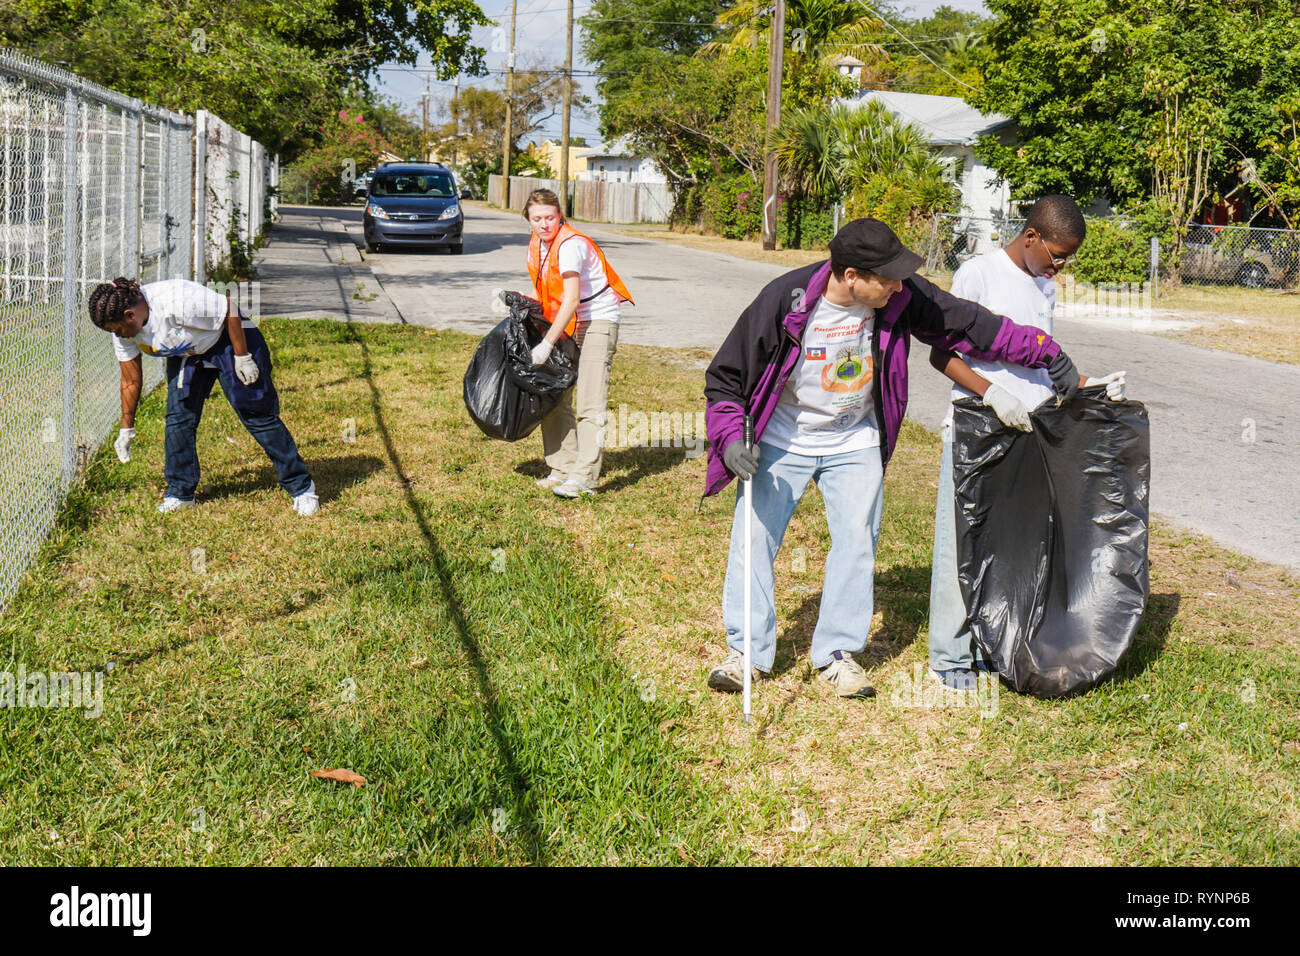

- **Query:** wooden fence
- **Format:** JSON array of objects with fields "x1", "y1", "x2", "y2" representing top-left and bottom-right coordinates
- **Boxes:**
[{"x1": 488, "y1": 175, "x2": 672, "y2": 224}]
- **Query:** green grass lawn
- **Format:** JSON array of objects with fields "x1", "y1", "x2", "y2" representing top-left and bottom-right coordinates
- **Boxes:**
[{"x1": 2, "y1": 319, "x2": 1297, "y2": 865}]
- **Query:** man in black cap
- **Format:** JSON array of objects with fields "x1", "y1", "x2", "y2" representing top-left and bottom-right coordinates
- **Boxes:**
[{"x1": 701, "y1": 218, "x2": 1085, "y2": 700}]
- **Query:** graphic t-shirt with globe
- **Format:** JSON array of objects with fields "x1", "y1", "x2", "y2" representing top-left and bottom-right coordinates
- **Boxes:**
[{"x1": 763, "y1": 295, "x2": 881, "y2": 455}]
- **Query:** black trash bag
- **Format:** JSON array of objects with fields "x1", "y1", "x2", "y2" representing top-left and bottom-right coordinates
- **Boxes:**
[
  {"x1": 499, "y1": 291, "x2": 578, "y2": 395},
  {"x1": 462, "y1": 291, "x2": 578, "y2": 441},
  {"x1": 952, "y1": 387, "x2": 1151, "y2": 697}
]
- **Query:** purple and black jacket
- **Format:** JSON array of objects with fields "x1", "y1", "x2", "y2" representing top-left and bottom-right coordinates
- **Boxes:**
[{"x1": 703, "y1": 260, "x2": 1064, "y2": 497}]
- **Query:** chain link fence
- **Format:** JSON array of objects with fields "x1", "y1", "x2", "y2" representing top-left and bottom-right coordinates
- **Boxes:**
[
  {"x1": 1179, "y1": 223, "x2": 1300, "y2": 290},
  {"x1": 0, "y1": 49, "x2": 270, "y2": 614},
  {"x1": 922, "y1": 212, "x2": 1300, "y2": 291}
]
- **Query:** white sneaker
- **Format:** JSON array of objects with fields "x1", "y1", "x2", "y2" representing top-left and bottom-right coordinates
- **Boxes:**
[
  {"x1": 292, "y1": 482, "x2": 320, "y2": 516},
  {"x1": 819, "y1": 651, "x2": 876, "y2": 699},
  {"x1": 157, "y1": 496, "x2": 196, "y2": 514},
  {"x1": 553, "y1": 479, "x2": 596, "y2": 498},
  {"x1": 535, "y1": 471, "x2": 565, "y2": 490}
]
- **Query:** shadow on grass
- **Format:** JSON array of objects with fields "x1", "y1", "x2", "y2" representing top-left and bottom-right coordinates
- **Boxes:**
[
  {"x1": 343, "y1": 321, "x2": 546, "y2": 865},
  {"x1": 1102, "y1": 590, "x2": 1180, "y2": 687},
  {"x1": 771, "y1": 563, "x2": 930, "y2": 678},
  {"x1": 512, "y1": 444, "x2": 692, "y2": 494},
  {"x1": 202, "y1": 454, "x2": 385, "y2": 505}
]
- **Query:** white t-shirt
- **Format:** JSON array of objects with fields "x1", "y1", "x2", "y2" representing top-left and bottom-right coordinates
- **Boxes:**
[
  {"x1": 943, "y1": 248, "x2": 1056, "y2": 427},
  {"x1": 538, "y1": 235, "x2": 620, "y2": 325},
  {"x1": 763, "y1": 296, "x2": 880, "y2": 455},
  {"x1": 111, "y1": 279, "x2": 251, "y2": 362}
]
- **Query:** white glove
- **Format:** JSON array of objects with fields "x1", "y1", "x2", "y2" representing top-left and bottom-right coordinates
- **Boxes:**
[
  {"x1": 1090, "y1": 370, "x2": 1127, "y2": 401},
  {"x1": 982, "y1": 382, "x2": 1033, "y2": 432},
  {"x1": 234, "y1": 352, "x2": 260, "y2": 385},
  {"x1": 114, "y1": 427, "x2": 135, "y2": 463},
  {"x1": 530, "y1": 340, "x2": 554, "y2": 367}
]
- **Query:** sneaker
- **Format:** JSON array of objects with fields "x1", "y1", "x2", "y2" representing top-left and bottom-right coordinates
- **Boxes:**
[
  {"x1": 535, "y1": 471, "x2": 565, "y2": 490},
  {"x1": 819, "y1": 651, "x2": 876, "y2": 698},
  {"x1": 930, "y1": 667, "x2": 977, "y2": 692},
  {"x1": 553, "y1": 479, "x2": 596, "y2": 498},
  {"x1": 292, "y1": 482, "x2": 320, "y2": 516},
  {"x1": 707, "y1": 648, "x2": 760, "y2": 693},
  {"x1": 157, "y1": 496, "x2": 196, "y2": 514}
]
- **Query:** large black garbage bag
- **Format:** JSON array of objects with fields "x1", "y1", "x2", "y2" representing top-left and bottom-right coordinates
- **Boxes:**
[
  {"x1": 463, "y1": 291, "x2": 578, "y2": 441},
  {"x1": 952, "y1": 387, "x2": 1151, "y2": 697}
]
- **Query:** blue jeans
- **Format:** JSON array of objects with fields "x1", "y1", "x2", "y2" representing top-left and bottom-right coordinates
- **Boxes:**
[
  {"x1": 163, "y1": 356, "x2": 312, "y2": 500},
  {"x1": 722, "y1": 441, "x2": 885, "y2": 671},
  {"x1": 928, "y1": 429, "x2": 980, "y2": 670}
]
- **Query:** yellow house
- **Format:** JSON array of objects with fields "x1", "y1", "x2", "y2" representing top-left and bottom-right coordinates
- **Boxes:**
[{"x1": 527, "y1": 139, "x2": 589, "y2": 179}]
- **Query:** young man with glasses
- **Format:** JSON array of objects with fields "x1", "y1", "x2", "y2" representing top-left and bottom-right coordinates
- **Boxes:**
[
  {"x1": 702, "y1": 218, "x2": 1088, "y2": 701},
  {"x1": 926, "y1": 195, "x2": 1127, "y2": 691}
]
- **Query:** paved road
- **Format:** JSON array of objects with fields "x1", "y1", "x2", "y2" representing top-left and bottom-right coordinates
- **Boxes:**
[{"x1": 257, "y1": 204, "x2": 1300, "y2": 571}]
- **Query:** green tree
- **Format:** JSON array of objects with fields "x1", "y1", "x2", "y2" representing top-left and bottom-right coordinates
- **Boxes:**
[
  {"x1": 294, "y1": 108, "x2": 393, "y2": 204},
  {"x1": 1, "y1": 0, "x2": 490, "y2": 157},
  {"x1": 970, "y1": 0, "x2": 1300, "y2": 227}
]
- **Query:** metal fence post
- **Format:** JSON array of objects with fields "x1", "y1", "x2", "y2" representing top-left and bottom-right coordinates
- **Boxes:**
[
  {"x1": 1150, "y1": 237, "x2": 1159, "y2": 299},
  {"x1": 193, "y1": 109, "x2": 206, "y2": 283},
  {"x1": 60, "y1": 87, "x2": 79, "y2": 487}
]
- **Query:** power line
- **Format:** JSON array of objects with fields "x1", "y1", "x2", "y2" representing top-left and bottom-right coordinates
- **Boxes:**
[{"x1": 851, "y1": 0, "x2": 980, "y2": 92}]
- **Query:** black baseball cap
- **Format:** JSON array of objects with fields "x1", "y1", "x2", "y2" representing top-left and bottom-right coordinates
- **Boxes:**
[{"x1": 828, "y1": 218, "x2": 924, "y2": 280}]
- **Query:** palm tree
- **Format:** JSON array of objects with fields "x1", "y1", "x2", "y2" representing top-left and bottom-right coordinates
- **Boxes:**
[
  {"x1": 772, "y1": 98, "x2": 959, "y2": 246},
  {"x1": 702, "y1": 0, "x2": 887, "y2": 73}
]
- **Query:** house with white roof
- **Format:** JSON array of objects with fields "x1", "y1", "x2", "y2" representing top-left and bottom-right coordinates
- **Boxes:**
[
  {"x1": 841, "y1": 90, "x2": 1016, "y2": 223},
  {"x1": 574, "y1": 139, "x2": 666, "y2": 185}
]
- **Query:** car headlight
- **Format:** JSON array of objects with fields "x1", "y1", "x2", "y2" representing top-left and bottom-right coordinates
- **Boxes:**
[
  {"x1": 438, "y1": 203, "x2": 460, "y2": 220},
  {"x1": 367, "y1": 203, "x2": 389, "y2": 220}
]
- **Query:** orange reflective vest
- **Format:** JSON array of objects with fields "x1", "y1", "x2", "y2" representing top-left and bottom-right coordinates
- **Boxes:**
[{"x1": 526, "y1": 223, "x2": 633, "y2": 337}]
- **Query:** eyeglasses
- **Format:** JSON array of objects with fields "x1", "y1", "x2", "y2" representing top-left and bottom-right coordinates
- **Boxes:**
[{"x1": 1034, "y1": 233, "x2": 1074, "y2": 269}]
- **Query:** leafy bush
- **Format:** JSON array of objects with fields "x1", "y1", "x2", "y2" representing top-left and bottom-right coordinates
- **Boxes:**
[
  {"x1": 701, "y1": 174, "x2": 763, "y2": 240},
  {"x1": 1072, "y1": 201, "x2": 1176, "y2": 285},
  {"x1": 778, "y1": 201, "x2": 836, "y2": 249},
  {"x1": 1071, "y1": 218, "x2": 1150, "y2": 285},
  {"x1": 846, "y1": 163, "x2": 960, "y2": 252}
]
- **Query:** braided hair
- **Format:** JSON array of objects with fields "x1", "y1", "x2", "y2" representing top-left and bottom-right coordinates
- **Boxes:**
[{"x1": 88, "y1": 277, "x2": 144, "y2": 329}]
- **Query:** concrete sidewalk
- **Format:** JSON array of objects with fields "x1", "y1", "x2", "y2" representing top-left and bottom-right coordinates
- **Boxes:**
[{"x1": 254, "y1": 207, "x2": 404, "y2": 323}]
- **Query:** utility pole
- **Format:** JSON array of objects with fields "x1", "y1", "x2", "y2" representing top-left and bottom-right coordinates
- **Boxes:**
[
  {"x1": 559, "y1": 0, "x2": 573, "y2": 214},
  {"x1": 502, "y1": 0, "x2": 519, "y2": 209},
  {"x1": 421, "y1": 76, "x2": 430, "y2": 162},
  {"x1": 452, "y1": 75, "x2": 460, "y2": 167},
  {"x1": 762, "y1": 0, "x2": 785, "y2": 251}
]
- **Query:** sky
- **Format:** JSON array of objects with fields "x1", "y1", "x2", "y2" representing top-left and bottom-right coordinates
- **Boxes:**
[{"x1": 372, "y1": 0, "x2": 990, "y2": 150}]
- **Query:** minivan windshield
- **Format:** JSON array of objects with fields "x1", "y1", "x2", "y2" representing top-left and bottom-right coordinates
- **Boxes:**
[{"x1": 370, "y1": 171, "x2": 455, "y2": 198}]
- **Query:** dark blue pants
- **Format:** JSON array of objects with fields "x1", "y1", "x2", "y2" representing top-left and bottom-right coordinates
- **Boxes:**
[{"x1": 163, "y1": 344, "x2": 312, "y2": 501}]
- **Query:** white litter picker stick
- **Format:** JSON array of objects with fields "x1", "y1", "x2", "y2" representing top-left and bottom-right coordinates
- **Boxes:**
[{"x1": 742, "y1": 414, "x2": 755, "y2": 725}]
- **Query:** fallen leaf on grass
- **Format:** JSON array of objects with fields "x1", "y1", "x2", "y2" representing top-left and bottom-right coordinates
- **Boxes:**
[{"x1": 310, "y1": 768, "x2": 366, "y2": 787}]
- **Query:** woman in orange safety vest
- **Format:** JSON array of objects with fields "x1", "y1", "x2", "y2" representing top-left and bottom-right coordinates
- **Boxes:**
[{"x1": 523, "y1": 188, "x2": 634, "y2": 498}]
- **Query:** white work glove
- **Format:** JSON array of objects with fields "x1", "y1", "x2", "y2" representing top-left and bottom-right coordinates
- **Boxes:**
[
  {"x1": 234, "y1": 352, "x2": 260, "y2": 385},
  {"x1": 530, "y1": 340, "x2": 554, "y2": 367},
  {"x1": 114, "y1": 427, "x2": 135, "y2": 463},
  {"x1": 982, "y1": 382, "x2": 1033, "y2": 432},
  {"x1": 1090, "y1": 370, "x2": 1127, "y2": 401}
]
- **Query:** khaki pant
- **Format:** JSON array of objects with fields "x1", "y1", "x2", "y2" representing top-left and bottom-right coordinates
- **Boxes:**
[{"x1": 542, "y1": 319, "x2": 619, "y2": 487}]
